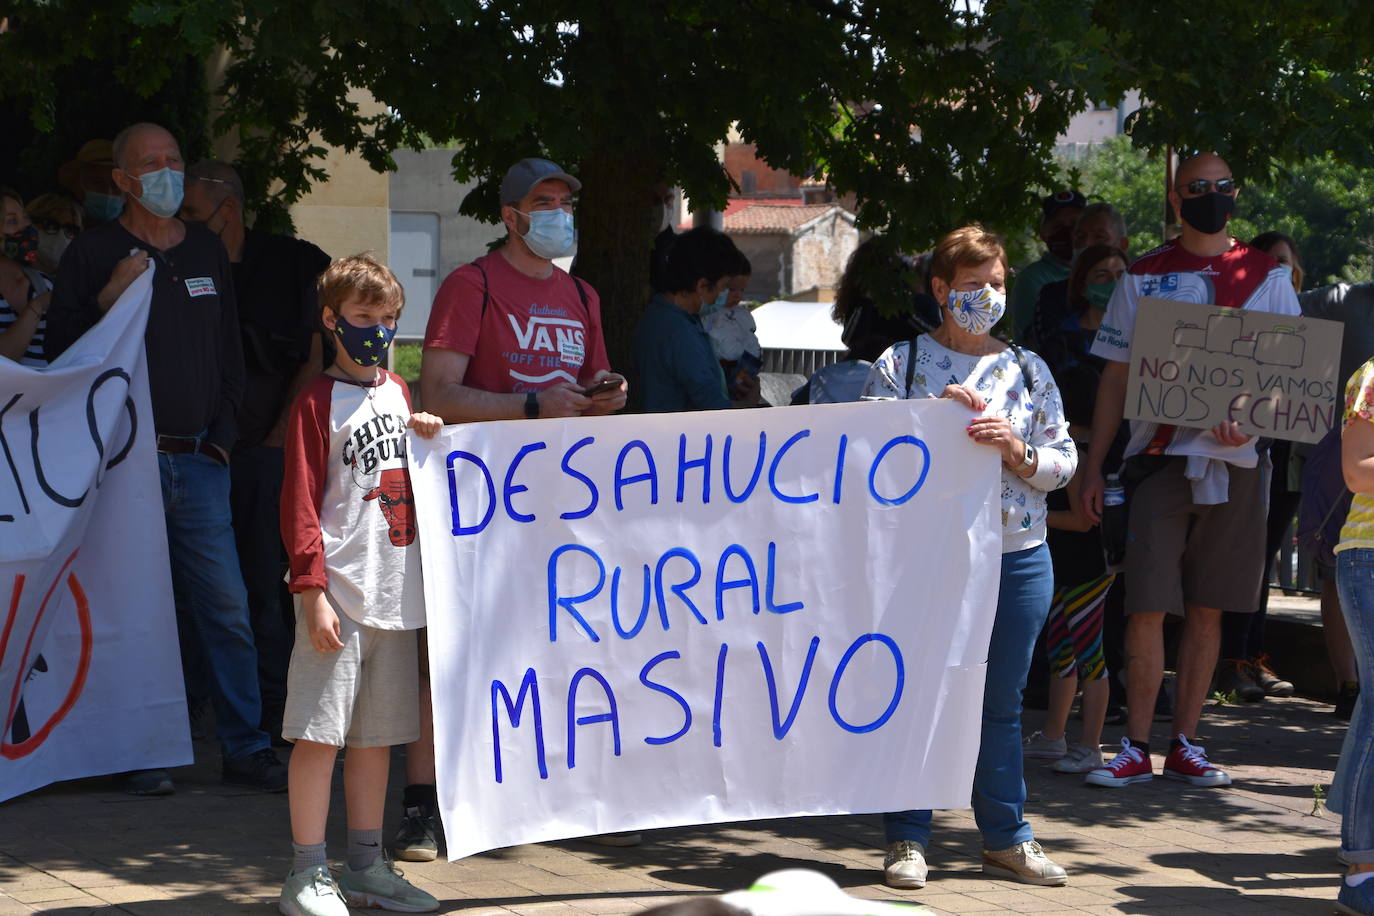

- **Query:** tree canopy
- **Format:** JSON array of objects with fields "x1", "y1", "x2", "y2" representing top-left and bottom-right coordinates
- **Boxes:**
[{"x1": 4, "y1": 0, "x2": 1374, "y2": 360}]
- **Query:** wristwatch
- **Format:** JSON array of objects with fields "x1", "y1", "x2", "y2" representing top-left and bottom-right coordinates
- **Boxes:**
[
  {"x1": 524, "y1": 391, "x2": 539, "y2": 419},
  {"x1": 1015, "y1": 444, "x2": 1037, "y2": 472}
]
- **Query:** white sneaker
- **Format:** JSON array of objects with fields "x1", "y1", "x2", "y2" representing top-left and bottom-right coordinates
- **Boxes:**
[
  {"x1": 882, "y1": 840, "x2": 928, "y2": 889},
  {"x1": 1052, "y1": 744, "x2": 1104, "y2": 774},
  {"x1": 982, "y1": 840, "x2": 1068, "y2": 886},
  {"x1": 279, "y1": 865, "x2": 348, "y2": 916},
  {"x1": 1022, "y1": 730, "x2": 1067, "y2": 759}
]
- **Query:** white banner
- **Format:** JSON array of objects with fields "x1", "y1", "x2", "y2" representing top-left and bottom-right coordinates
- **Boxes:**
[
  {"x1": 1, "y1": 268, "x2": 191, "y2": 802},
  {"x1": 411, "y1": 398, "x2": 1001, "y2": 859}
]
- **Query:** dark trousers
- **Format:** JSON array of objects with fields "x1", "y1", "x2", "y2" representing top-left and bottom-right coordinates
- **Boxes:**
[
  {"x1": 1221, "y1": 441, "x2": 1300, "y2": 660},
  {"x1": 229, "y1": 445, "x2": 295, "y2": 725}
]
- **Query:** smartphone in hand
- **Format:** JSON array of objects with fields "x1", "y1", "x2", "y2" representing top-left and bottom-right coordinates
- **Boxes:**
[{"x1": 581, "y1": 377, "x2": 623, "y2": 398}]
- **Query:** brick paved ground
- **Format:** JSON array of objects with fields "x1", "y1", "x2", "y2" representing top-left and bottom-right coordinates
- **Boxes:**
[{"x1": 0, "y1": 691, "x2": 1350, "y2": 914}]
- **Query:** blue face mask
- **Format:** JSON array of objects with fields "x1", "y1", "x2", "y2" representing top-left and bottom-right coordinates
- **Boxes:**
[
  {"x1": 700, "y1": 286, "x2": 729, "y2": 318},
  {"x1": 128, "y1": 167, "x2": 184, "y2": 219},
  {"x1": 333, "y1": 314, "x2": 397, "y2": 367},
  {"x1": 83, "y1": 191, "x2": 125, "y2": 223},
  {"x1": 516, "y1": 208, "x2": 576, "y2": 259}
]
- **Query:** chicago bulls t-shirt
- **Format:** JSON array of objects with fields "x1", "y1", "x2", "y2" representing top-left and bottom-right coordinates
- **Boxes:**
[
  {"x1": 1090, "y1": 238, "x2": 1301, "y2": 462},
  {"x1": 423, "y1": 251, "x2": 610, "y2": 392},
  {"x1": 282, "y1": 370, "x2": 425, "y2": 630}
]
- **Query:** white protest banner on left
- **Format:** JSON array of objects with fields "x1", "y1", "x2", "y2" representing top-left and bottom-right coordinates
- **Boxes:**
[
  {"x1": 1, "y1": 268, "x2": 191, "y2": 802},
  {"x1": 410, "y1": 397, "x2": 1001, "y2": 859}
]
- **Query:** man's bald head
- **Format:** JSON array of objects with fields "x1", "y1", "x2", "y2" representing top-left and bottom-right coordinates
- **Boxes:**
[
  {"x1": 112, "y1": 123, "x2": 179, "y2": 171},
  {"x1": 1175, "y1": 153, "x2": 1232, "y2": 186},
  {"x1": 1171, "y1": 151, "x2": 1239, "y2": 246}
]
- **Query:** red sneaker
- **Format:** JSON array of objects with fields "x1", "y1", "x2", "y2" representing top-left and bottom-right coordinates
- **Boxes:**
[
  {"x1": 1162, "y1": 735, "x2": 1231, "y2": 787},
  {"x1": 1084, "y1": 738, "x2": 1153, "y2": 787}
]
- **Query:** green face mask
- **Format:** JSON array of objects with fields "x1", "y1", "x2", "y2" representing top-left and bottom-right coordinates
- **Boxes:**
[{"x1": 1085, "y1": 280, "x2": 1116, "y2": 311}]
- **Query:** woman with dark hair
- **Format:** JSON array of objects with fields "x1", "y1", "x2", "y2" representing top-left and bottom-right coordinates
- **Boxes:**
[
  {"x1": 864, "y1": 225, "x2": 1076, "y2": 889},
  {"x1": 1028, "y1": 243, "x2": 1128, "y2": 376},
  {"x1": 1251, "y1": 230, "x2": 1303, "y2": 295},
  {"x1": 633, "y1": 226, "x2": 760, "y2": 411},
  {"x1": 792, "y1": 237, "x2": 940, "y2": 404}
]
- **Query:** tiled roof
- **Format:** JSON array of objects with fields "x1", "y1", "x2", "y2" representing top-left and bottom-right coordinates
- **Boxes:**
[
  {"x1": 723, "y1": 204, "x2": 844, "y2": 234},
  {"x1": 723, "y1": 197, "x2": 804, "y2": 217},
  {"x1": 675, "y1": 197, "x2": 806, "y2": 231}
]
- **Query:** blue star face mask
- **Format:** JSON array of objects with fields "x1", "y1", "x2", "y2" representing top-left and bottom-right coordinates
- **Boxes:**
[{"x1": 333, "y1": 314, "x2": 397, "y2": 367}]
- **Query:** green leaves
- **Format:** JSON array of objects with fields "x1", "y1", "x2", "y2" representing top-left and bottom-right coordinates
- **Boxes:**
[{"x1": 7, "y1": 0, "x2": 1374, "y2": 333}]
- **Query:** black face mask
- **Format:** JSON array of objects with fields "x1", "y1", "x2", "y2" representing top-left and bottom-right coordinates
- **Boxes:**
[
  {"x1": 1045, "y1": 225, "x2": 1074, "y2": 263},
  {"x1": 1179, "y1": 192, "x2": 1235, "y2": 235}
]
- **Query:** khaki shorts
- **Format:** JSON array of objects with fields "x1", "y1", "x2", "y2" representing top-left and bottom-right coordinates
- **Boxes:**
[
  {"x1": 1123, "y1": 456, "x2": 1268, "y2": 617},
  {"x1": 282, "y1": 597, "x2": 421, "y2": 748}
]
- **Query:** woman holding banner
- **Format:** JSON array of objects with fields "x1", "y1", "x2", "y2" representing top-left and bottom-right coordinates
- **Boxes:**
[{"x1": 863, "y1": 225, "x2": 1076, "y2": 889}]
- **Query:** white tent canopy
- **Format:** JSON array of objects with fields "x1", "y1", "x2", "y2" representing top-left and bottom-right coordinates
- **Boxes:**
[{"x1": 751, "y1": 300, "x2": 846, "y2": 352}]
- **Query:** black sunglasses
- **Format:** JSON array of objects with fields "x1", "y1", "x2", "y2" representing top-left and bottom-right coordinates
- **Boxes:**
[
  {"x1": 35, "y1": 218, "x2": 80, "y2": 238},
  {"x1": 1177, "y1": 178, "x2": 1236, "y2": 196}
]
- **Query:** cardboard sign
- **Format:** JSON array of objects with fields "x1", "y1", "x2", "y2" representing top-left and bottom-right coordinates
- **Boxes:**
[
  {"x1": 1123, "y1": 296, "x2": 1343, "y2": 443},
  {"x1": 1, "y1": 268, "x2": 192, "y2": 802},
  {"x1": 409, "y1": 398, "x2": 1002, "y2": 859}
]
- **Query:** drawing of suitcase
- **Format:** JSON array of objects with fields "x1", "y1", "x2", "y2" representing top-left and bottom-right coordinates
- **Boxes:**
[
  {"x1": 1174, "y1": 322, "x2": 1206, "y2": 349},
  {"x1": 1231, "y1": 336, "x2": 1257, "y2": 359},
  {"x1": 1205, "y1": 310, "x2": 1243, "y2": 353},
  {"x1": 1254, "y1": 326, "x2": 1305, "y2": 368}
]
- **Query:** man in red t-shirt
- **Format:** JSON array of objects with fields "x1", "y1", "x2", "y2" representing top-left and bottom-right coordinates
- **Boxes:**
[
  {"x1": 420, "y1": 156, "x2": 627, "y2": 420},
  {"x1": 397, "y1": 158, "x2": 627, "y2": 860}
]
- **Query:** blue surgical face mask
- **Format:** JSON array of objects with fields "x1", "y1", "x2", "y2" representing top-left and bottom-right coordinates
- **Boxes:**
[
  {"x1": 516, "y1": 207, "x2": 576, "y2": 259},
  {"x1": 333, "y1": 314, "x2": 397, "y2": 367},
  {"x1": 127, "y1": 167, "x2": 184, "y2": 219},
  {"x1": 700, "y1": 285, "x2": 729, "y2": 318},
  {"x1": 83, "y1": 191, "x2": 124, "y2": 223}
]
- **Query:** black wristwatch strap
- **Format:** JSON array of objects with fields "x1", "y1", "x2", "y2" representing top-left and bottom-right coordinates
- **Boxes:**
[{"x1": 524, "y1": 390, "x2": 539, "y2": 419}]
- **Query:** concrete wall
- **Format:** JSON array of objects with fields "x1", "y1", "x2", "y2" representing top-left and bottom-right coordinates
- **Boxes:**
[
  {"x1": 791, "y1": 211, "x2": 858, "y2": 295},
  {"x1": 1057, "y1": 90, "x2": 1144, "y2": 156},
  {"x1": 732, "y1": 235, "x2": 791, "y2": 301},
  {"x1": 388, "y1": 148, "x2": 503, "y2": 278}
]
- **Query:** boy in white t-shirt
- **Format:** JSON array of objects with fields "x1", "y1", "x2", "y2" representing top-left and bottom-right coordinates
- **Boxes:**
[{"x1": 278, "y1": 255, "x2": 442, "y2": 916}]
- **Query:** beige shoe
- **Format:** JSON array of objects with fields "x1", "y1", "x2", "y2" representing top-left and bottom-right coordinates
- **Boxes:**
[
  {"x1": 882, "y1": 840, "x2": 928, "y2": 889},
  {"x1": 982, "y1": 840, "x2": 1068, "y2": 886}
]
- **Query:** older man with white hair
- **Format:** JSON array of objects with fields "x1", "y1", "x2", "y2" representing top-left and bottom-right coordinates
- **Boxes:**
[{"x1": 45, "y1": 122, "x2": 286, "y2": 796}]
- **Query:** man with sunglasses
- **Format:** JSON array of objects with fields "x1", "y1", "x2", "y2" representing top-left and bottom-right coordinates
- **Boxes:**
[{"x1": 1078, "y1": 152, "x2": 1299, "y2": 791}]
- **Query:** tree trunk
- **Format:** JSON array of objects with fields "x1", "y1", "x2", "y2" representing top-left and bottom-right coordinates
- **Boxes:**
[{"x1": 571, "y1": 149, "x2": 662, "y2": 396}]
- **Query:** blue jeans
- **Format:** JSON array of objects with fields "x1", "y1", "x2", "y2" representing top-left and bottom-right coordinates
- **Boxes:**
[
  {"x1": 160, "y1": 451, "x2": 268, "y2": 760},
  {"x1": 1334, "y1": 548, "x2": 1374, "y2": 863},
  {"x1": 885, "y1": 542, "x2": 1053, "y2": 851}
]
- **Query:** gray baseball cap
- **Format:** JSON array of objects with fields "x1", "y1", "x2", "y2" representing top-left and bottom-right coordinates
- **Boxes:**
[{"x1": 500, "y1": 157, "x2": 582, "y2": 206}]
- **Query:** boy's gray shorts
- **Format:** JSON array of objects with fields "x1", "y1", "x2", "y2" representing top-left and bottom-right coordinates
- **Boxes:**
[{"x1": 282, "y1": 599, "x2": 421, "y2": 749}]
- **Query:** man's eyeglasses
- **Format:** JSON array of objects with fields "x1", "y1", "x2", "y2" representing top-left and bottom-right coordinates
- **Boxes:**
[
  {"x1": 1176, "y1": 178, "x2": 1236, "y2": 196},
  {"x1": 35, "y1": 219, "x2": 80, "y2": 238}
]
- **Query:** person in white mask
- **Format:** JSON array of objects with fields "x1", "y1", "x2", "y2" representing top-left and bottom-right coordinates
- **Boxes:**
[{"x1": 862, "y1": 225, "x2": 1077, "y2": 890}]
